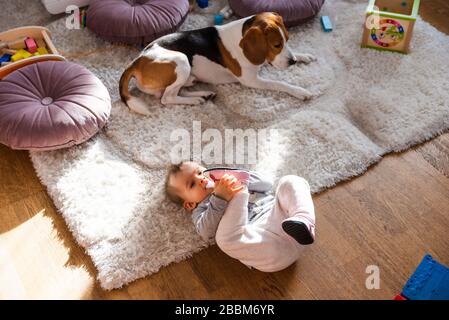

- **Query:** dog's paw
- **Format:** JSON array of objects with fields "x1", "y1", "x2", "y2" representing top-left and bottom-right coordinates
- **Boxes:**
[
  {"x1": 301, "y1": 91, "x2": 314, "y2": 101},
  {"x1": 290, "y1": 87, "x2": 314, "y2": 100},
  {"x1": 302, "y1": 89, "x2": 323, "y2": 101},
  {"x1": 204, "y1": 92, "x2": 217, "y2": 101},
  {"x1": 190, "y1": 97, "x2": 206, "y2": 105},
  {"x1": 296, "y1": 53, "x2": 317, "y2": 64},
  {"x1": 311, "y1": 90, "x2": 323, "y2": 98},
  {"x1": 180, "y1": 90, "x2": 216, "y2": 102}
]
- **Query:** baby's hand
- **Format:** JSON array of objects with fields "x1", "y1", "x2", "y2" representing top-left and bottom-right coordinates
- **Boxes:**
[{"x1": 213, "y1": 174, "x2": 244, "y2": 202}]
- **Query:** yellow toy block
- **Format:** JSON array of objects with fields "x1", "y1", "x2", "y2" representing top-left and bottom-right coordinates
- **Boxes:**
[
  {"x1": 19, "y1": 49, "x2": 32, "y2": 58},
  {"x1": 11, "y1": 49, "x2": 32, "y2": 62},
  {"x1": 11, "y1": 52, "x2": 23, "y2": 62},
  {"x1": 37, "y1": 47, "x2": 48, "y2": 55}
]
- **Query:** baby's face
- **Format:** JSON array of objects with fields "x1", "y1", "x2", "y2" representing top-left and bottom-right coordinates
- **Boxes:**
[{"x1": 169, "y1": 162, "x2": 213, "y2": 208}]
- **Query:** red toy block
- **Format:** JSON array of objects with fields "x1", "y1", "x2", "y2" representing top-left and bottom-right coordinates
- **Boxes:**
[{"x1": 24, "y1": 37, "x2": 37, "y2": 53}]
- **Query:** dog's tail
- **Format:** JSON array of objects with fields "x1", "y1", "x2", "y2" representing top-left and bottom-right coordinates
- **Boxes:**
[{"x1": 119, "y1": 59, "x2": 150, "y2": 115}]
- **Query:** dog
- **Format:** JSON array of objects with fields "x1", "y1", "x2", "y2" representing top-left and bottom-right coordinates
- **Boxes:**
[{"x1": 120, "y1": 12, "x2": 317, "y2": 115}]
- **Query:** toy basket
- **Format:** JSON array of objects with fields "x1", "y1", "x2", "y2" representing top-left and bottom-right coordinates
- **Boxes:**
[{"x1": 0, "y1": 26, "x2": 65, "y2": 79}]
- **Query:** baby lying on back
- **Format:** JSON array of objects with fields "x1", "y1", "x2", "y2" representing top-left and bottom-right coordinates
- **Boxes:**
[{"x1": 165, "y1": 161, "x2": 316, "y2": 272}]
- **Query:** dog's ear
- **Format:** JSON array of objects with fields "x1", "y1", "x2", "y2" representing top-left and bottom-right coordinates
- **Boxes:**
[{"x1": 239, "y1": 26, "x2": 268, "y2": 65}]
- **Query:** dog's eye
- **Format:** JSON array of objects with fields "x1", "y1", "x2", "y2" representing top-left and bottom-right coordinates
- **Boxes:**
[{"x1": 274, "y1": 44, "x2": 282, "y2": 49}]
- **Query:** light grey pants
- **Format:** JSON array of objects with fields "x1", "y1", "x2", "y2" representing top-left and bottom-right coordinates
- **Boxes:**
[{"x1": 215, "y1": 175, "x2": 316, "y2": 272}]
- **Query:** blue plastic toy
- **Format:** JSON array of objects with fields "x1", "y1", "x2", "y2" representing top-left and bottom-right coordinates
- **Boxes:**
[
  {"x1": 214, "y1": 14, "x2": 224, "y2": 25},
  {"x1": 0, "y1": 54, "x2": 12, "y2": 63},
  {"x1": 197, "y1": 0, "x2": 208, "y2": 9},
  {"x1": 320, "y1": 16, "x2": 333, "y2": 32},
  {"x1": 401, "y1": 254, "x2": 449, "y2": 300}
]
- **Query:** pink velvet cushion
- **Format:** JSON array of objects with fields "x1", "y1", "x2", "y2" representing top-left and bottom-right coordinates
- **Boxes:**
[
  {"x1": 0, "y1": 61, "x2": 111, "y2": 151},
  {"x1": 229, "y1": 0, "x2": 325, "y2": 27},
  {"x1": 87, "y1": 0, "x2": 190, "y2": 45}
]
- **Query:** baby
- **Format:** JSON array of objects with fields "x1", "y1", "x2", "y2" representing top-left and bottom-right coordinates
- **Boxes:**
[{"x1": 165, "y1": 161, "x2": 316, "y2": 272}]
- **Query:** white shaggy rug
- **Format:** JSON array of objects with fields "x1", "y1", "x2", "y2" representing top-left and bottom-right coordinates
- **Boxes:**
[{"x1": 3, "y1": 0, "x2": 449, "y2": 289}]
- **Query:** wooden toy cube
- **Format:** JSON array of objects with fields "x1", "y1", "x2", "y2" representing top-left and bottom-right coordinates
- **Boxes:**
[{"x1": 361, "y1": 0, "x2": 420, "y2": 54}]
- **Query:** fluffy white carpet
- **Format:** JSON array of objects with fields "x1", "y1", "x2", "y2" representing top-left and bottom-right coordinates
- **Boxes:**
[{"x1": 3, "y1": 0, "x2": 449, "y2": 289}]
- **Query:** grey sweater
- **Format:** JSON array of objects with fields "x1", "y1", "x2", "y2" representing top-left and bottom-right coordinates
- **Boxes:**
[{"x1": 191, "y1": 170, "x2": 275, "y2": 242}]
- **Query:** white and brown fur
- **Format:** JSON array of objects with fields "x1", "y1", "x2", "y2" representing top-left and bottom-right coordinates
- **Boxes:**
[{"x1": 120, "y1": 12, "x2": 317, "y2": 115}]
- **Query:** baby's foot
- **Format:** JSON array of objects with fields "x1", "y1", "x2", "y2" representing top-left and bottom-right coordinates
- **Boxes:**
[{"x1": 282, "y1": 217, "x2": 315, "y2": 245}]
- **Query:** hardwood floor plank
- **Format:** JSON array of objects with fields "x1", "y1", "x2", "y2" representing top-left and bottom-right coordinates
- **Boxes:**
[
  {"x1": 0, "y1": 145, "x2": 43, "y2": 209},
  {"x1": 415, "y1": 133, "x2": 449, "y2": 179}
]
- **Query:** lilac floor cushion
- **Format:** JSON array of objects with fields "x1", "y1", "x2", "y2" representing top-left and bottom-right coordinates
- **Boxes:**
[
  {"x1": 87, "y1": 0, "x2": 190, "y2": 45},
  {"x1": 0, "y1": 61, "x2": 111, "y2": 151},
  {"x1": 229, "y1": 0, "x2": 325, "y2": 27}
]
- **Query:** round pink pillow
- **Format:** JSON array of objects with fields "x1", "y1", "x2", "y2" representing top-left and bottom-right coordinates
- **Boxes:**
[
  {"x1": 87, "y1": 0, "x2": 190, "y2": 45},
  {"x1": 0, "y1": 61, "x2": 111, "y2": 151},
  {"x1": 229, "y1": 0, "x2": 325, "y2": 27}
]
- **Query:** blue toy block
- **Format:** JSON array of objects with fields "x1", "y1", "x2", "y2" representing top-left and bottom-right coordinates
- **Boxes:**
[
  {"x1": 0, "y1": 54, "x2": 12, "y2": 63},
  {"x1": 196, "y1": 0, "x2": 208, "y2": 9},
  {"x1": 401, "y1": 254, "x2": 449, "y2": 300},
  {"x1": 320, "y1": 15, "x2": 333, "y2": 32},
  {"x1": 214, "y1": 14, "x2": 224, "y2": 25}
]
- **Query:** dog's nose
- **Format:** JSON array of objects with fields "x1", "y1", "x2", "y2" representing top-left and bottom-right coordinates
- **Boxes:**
[{"x1": 288, "y1": 58, "x2": 297, "y2": 66}]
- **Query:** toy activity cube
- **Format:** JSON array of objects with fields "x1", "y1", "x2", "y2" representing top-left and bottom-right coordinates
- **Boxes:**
[{"x1": 361, "y1": 0, "x2": 420, "y2": 53}]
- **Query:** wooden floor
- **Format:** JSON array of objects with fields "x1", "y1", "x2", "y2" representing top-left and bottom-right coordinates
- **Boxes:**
[{"x1": 1, "y1": 1, "x2": 449, "y2": 299}]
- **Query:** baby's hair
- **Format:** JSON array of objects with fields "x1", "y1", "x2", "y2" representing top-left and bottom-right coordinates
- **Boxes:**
[{"x1": 165, "y1": 162, "x2": 185, "y2": 206}]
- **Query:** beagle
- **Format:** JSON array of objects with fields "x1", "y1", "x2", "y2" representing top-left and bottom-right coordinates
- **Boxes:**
[{"x1": 120, "y1": 12, "x2": 317, "y2": 115}]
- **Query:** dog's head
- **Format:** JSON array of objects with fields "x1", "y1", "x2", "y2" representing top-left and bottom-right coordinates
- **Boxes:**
[{"x1": 239, "y1": 12, "x2": 296, "y2": 69}]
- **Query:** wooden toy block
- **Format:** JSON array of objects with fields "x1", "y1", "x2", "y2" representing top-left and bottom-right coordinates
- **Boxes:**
[
  {"x1": 320, "y1": 16, "x2": 333, "y2": 32},
  {"x1": 2, "y1": 48, "x2": 18, "y2": 55},
  {"x1": 361, "y1": 0, "x2": 420, "y2": 54},
  {"x1": 0, "y1": 54, "x2": 12, "y2": 63},
  {"x1": 11, "y1": 53, "x2": 22, "y2": 62},
  {"x1": 196, "y1": 0, "x2": 208, "y2": 9},
  {"x1": 11, "y1": 49, "x2": 32, "y2": 62},
  {"x1": 25, "y1": 37, "x2": 38, "y2": 53},
  {"x1": 19, "y1": 49, "x2": 32, "y2": 58},
  {"x1": 214, "y1": 14, "x2": 224, "y2": 25},
  {"x1": 79, "y1": 9, "x2": 87, "y2": 29},
  {"x1": 37, "y1": 47, "x2": 49, "y2": 55}
]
